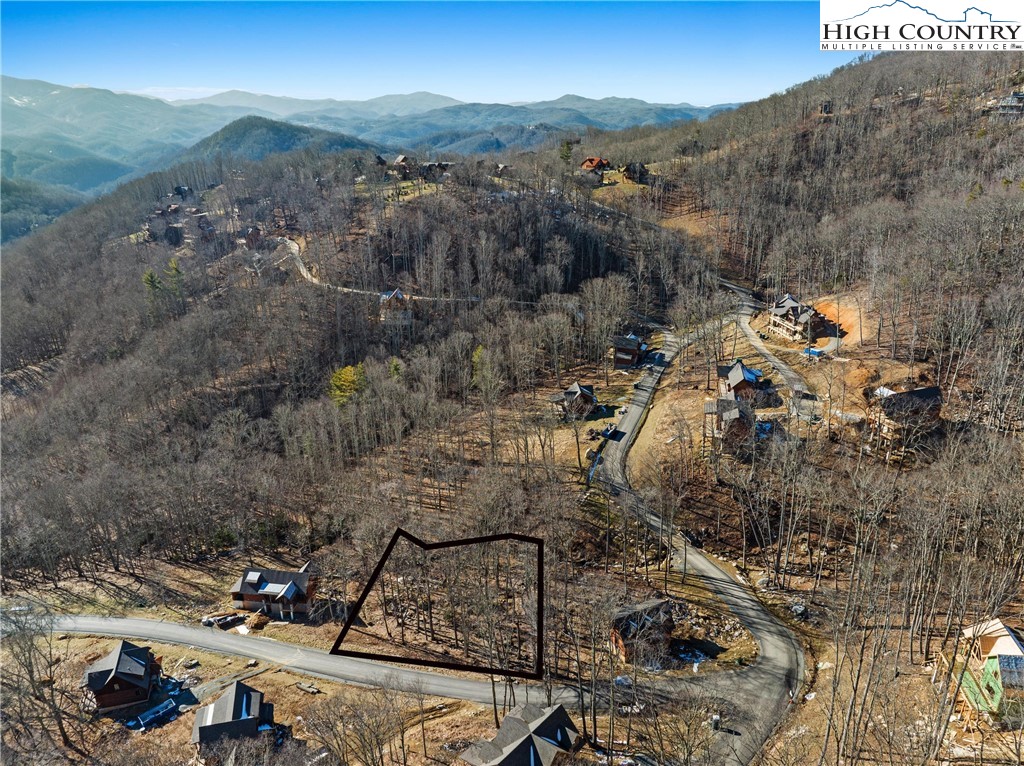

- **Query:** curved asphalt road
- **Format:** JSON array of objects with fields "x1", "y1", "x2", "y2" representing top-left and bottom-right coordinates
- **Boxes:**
[
  {"x1": 597, "y1": 320, "x2": 805, "y2": 766},
  {"x1": 51, "y1": 615, "x2": 573, "y2": 708}
]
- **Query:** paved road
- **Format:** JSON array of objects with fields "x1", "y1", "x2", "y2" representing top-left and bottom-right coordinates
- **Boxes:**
[
  {"x1": 597, "y1": 323, "x2": 806, "y2": 766},
  {"x1": 51, "y1": 615, "x2": 574, "y2": 708}
]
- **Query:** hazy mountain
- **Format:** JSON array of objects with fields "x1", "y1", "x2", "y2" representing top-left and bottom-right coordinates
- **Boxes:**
[
  {"x1": 0, "y1": 176, "x2": 86, "y2": 243},
  {"x1": 1, "y1": 76, "x2": 275, "y2": 192},
  {"x1": 417, "y1": 123, "x2": 565, "y2": 155},
  {"x1": 174, "y1": 90, "x2": 464, "y2": 118},
  {"x1": 522, "y1": 94, "x2": 741, "y2": 125},
  {"x1": 181, "y1": 116, "x2": 379, "y2": 162}
]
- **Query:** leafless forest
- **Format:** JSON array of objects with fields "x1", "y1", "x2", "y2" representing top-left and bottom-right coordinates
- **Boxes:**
[{"x1": 2, "y1": 52, "x2": 1024, "y2": 765}]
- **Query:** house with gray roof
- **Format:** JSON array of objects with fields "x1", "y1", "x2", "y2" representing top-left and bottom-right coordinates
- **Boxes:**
[
  {"x1": 767, "y1": 294, "x2": 823, "y2": 343},
  {"x1": 461, "y1": 704, "x2": 580, "y2": 766},
  {"x1": 81, "y1": 639, "x2": 161, "y2": 712},
  {"x1": 549, "y1": 382, "x2": 597, "y2": 419},
  {"x1": 229, "y1": 563, "x2": 316, "y2": 620},
  {"x1": 717, "y1": 359, "x2": 763, "y2": 400},
  {"x1": 191, "y1": 681, "x2": 274, "y2": 751}
]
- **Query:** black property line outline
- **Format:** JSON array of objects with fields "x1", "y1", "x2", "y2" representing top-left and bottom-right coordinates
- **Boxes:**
[{"x1": 329, "y1": 529, "x2": 545, "y2": 680}]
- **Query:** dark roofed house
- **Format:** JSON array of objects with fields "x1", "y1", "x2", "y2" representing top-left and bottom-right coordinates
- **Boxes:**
[
  {"x1": 611, "y1": 599, "x2": 674, "y2": 662},
  {"x1": 379, "y1": 288, "x2": 413, "y2": 327},
  {"x1": 548, "y1": 382, "x2": 597, "y2": 419},
  {"x1": 611, "y1": 334, "x2": 646, "y2": 370},
  {"x1": 717, "y1": 359, "x2": 763, "y2": 400},
  {"x1": 461, "y1": 703, "x2": 580, "y2": 766},
  {"x1": 230, "y1": 563, "x2": 316, "y2": 621},
  {"x1": 864, "y1": 386, "x2": 942, "y2": 461},
  {"x1": 621, "y1": 162, "x2": 649, "y2": 183},
  {"x1": 704, "y1": 397, "x2": 754, "y2": 453},
  {"x1": 767, "y1": 293, "x2": 824, "y2": 343},
  {"x1": 81, "y1": 640, "x2": 162, "y2": 712},
  {"x1": 393, "y1": 154, "x2": 415, "y2": 180},
  {"x1": 191, "y1": 681, "x2": 274, "y2": 751}
]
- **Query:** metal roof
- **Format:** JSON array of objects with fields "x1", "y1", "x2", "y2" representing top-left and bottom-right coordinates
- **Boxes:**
[
  {"x1": 230, "y1": 566, "x2": 311, "y2": 601},
  {"x1": 191, "y1": 681, "x2": 273, "y2": 745},
  {"x1": 81, "y1": 639, "x2": 155, "y2": 692}
]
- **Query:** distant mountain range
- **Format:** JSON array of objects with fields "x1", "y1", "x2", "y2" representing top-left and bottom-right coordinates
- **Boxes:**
[
  {"x1": 1, "y1": 75, "x2": 740, "y2": 226},
  {"x1": 174, "y1": 90, "x2": 464, "y2": 118}
]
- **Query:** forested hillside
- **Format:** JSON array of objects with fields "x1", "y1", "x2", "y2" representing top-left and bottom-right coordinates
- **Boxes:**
[
  {"x1": 0, "y1": 176, "x2": 86, "y2": 240},
  {"x1": 2, "y1": 52, "x2": 1024, "y2": 766},
  {"x1": 182, "y1": 116, "x2": 380, "y2": 162}
]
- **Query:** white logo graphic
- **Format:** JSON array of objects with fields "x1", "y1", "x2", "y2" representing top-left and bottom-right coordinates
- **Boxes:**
[{"x1": 820, "y1": 0, "x2": 1022, "y2": 50}]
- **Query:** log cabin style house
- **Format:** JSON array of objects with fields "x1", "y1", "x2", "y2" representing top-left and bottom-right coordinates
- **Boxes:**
[
  {"x1": 81, "y1": 640, "x2": 162, "y2": 712},
  {"x1": 766, "y1": 294, "x2": 824, "y2": 343}
]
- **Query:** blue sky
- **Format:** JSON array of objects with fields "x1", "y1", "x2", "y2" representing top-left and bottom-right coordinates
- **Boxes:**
[{"x1": 1, "y1": 2, "x2": 859, "y2": 104}]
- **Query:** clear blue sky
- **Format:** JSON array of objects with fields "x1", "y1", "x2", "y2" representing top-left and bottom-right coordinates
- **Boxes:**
[{"x1": 1, "y1": 2, "x2": 859, "y2": 105}]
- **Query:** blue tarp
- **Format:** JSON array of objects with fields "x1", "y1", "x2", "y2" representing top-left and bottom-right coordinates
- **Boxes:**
[{"x1": 128, "y1": 698, "x2": 177, "y2": 730}]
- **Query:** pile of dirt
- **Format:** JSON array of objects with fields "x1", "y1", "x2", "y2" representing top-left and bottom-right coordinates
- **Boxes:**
[
  {"x1": 845, "y1": 365, "x2": 880, "y2": 391},
  {"x1": 245, "y1": 613, "x2": 269, "y2": 630}
]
